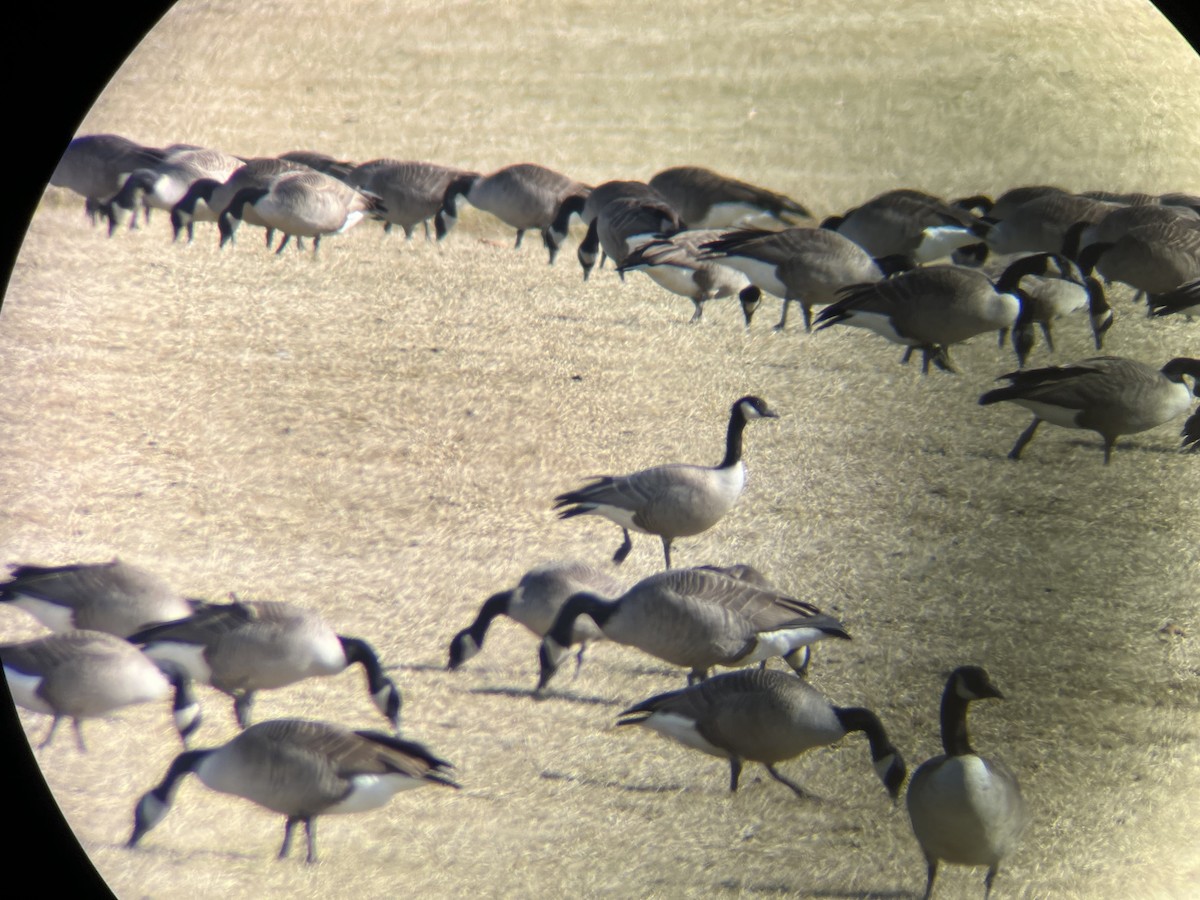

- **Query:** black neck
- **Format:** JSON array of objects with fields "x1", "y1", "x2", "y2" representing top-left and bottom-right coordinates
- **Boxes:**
[
  {"x1": 718, "y1": 402, "x2": 750, "y2": 469},
  {"x1": 547, "y1": 592, "x2": 614, "y2": 646},
  {"x1": 1162, "y1": 357, "x2": 1200, "y2": 386},
  {"x1": 834, "y1": 707, "x2": 892, "y2": 762},
  {"x1": 152, "y1": 749, "x2": 211, "y2": 803},
  {"x1": 340, "y1": 636, "x2": 386, "y2": 690},
  {"x1": 550, "y1": 193, "x2": 588, "y2": 237},
  {"x1": 939, "y1": 681, "x2": 975, "y2": 756},
  {"x1": 466, "y1": 591, "x2": 513, "y2": 645}
]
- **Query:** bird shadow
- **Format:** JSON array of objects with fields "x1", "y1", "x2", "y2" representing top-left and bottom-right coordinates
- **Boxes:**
[{"x1": 540, "y1": 768, "x2": 689, "y2": 794}]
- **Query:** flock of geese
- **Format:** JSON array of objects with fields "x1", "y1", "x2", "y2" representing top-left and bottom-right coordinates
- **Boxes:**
[{"x1": 4, "y1": 129, "x2": 1199, "y2": 896}]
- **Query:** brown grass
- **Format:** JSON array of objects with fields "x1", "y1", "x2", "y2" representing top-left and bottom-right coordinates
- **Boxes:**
[{"x1": 3, "y1": 1, "x2": 1200, "y2": 897}]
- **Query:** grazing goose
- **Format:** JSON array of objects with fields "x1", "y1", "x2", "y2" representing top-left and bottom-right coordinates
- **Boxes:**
[
  {"x1": 814, "y1": 255, "x2": 1064, "y2": 373},
  {"x1": 1182, "y1": 407, "x2": 1200, "y2": 452},
  {"x1": 218, "y1": 169, "x2": 383, "y2": 254},
  {"x1": 554, "y1": 395, "x2": 778, "y2": 568},
  {"x1": 906, "y1": 666, "x2": 1028, "y2": 900},
  {"x1": 1072, "y1": 218, "x2": 1200, "y2": 298},
  {"x1": 952, "y1": 185, "x2": 1068, "y2": 223},
  {"x1": 698, "y1": 225, "x2": 903, "y2": 331},
  {"x1": 616, "y1": 667, "x2": 904, "y2": 801},
  {"x1": 988, "y1": 252, "x2": 1112, "y2": 358},
  {"x1": 349, "y1": 159, "x2": 478, "y2": 241},
  {"x1": 536, "y1": 566, "x2": 850, "y2": 693},
  {"x1": 1146, "y1": 276, "x2": 1200, "y2": 319},
  {"x1": 978, "y1": 355, "x2": 1200, "y2": 463},
  {"x1": 1063, "y1": 202, "x2": 1200, "y2": 263},
  {"x1": 823, "y1": 189, "x2": 984, "y2": 264},
  {"x1": 0, "y1": 559, "x2": 196, "y2": 637},
  {"x1": 580, "y1": 194, "x2": 684, "y2": 280},
  {"x1": 444, "y1": 163, "x2": 591, "y2": 263},
  {"x1": 49, "y1": 133, "x2": 167, "y2": 224},
  {"x1": 127, "y1": 718, "x2": 457, "y2": 863},
  {"x1": 617, "y1": 229, "x2": 764, "y2": 325},
  {"x1": 276, "y1": 149, "x2": 356, "y2": 182},
  {"x1": 548, "y1": 180, "x2": 675, "y2": 276},
  {"x1": 2, "y1": 629, "x2": 200, "y2": 751},
  {"x1": 447, "y1": 560, "x2": 622, "y2": 673},
  {"x1": 170, "y1": 156, "x2": 312, "y2": 244},
  {"x1": 648, "y1": 166, "x2": 811, "y2": 230},
  {"x1": 127, "y1": 599, "x2": 402, "y2": 730},
  {"x1": 976, "y1": 191, "x2": 1111, "y2": 260},
  {"x1": 106, "y1": 146, "x2": 244, "y2": 234}
]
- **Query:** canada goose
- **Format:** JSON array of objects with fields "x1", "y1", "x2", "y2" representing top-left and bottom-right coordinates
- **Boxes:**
[
  {"x1": 0, "y1": 559, "x2": 197, "y2": 637},
  {"x1": 697, "y1": 225, "x2": 903, "y2": 331},
  {"x1": 975, "y1": 191, "x2": 1111, "y2": 259},
  {"x1": 616, "y1": 229, "x2": 764, "y2": 325},
  {"x1": 647, "y1": 166, "x2": 811, "y2": 230},
  {"x1": 443, "y1": 163, "x2": 591, "y2": 263},
  {"x1": 127, "y1": 717, "x2": 457, "y2": 863},
  {"x1": 616, "y1": 667, "x2": 904, "y2": 801},
  {"x1": 1183, "y1": 407, "x2": 1200, "y2": 452},
  {"x1": 536, "y1": 566, "x2": 849, "y2": 692},
  {"x1": 978, "y1": 355, "x2": 1200, "y2": 463},
  {"x1": 906, "y1": 666, "x2": 1028, "y2": 900},
  {"x1": 1146, "y1": 275, "x2": 1200, "y2": 319},
  {"x1": 952, "y1": 185, "x2": 1069, "y2": 223},
  {"x1": 987, "y1": 252, "x2": 1112, "y2": 358},
  {"x1": 547, "y1": 180, "x2": 676, "y2": 276},
  {"x1": 127, "y1": 599, "x2": 402, "y2": 730},
  {"x1": 348, "y1": 159, "x2": 478, "y2": 241},
  {"x1": 1072, "y1": 218, "x2": 1200, "y2": 298},
  {"x1": 814, "y1": 258, "x2": 1054, "y2": 373},
  {"x1": 106, "y1": 146, "x2": 244, "y2": 234},
  {"x1": 276, "y1": 149, "x2": 357, "y2": 182},
  {"x1": 170, "y1": 156, "x2": 313, "y2": 244},
  {"x1": 823, "y1": 189, "x2": 984, "y2": 264},
  {"x1": 580, "y1": 194, "x2": 684, "y2": 280},
  {"x1": 218, "y1": 169, "x2": 383, "y2": 254},
  {"x1": 1063, "y1": 202, "x2": 1200, "y2": 263},
  {"x1": 447, "y1": 560, "x2": 622, "y2": 673},
  {"x1": 2, "y1": 629, "x2": 201, "y2": 751},
  {"x1": 554, "y1": 395, "x2": 778, "y2": 568},
  {"x1": 49, "y1": 133, "x2": 167, "y2": 224}
]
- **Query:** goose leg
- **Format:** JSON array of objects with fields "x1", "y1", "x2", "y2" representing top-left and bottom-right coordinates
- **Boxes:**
[
  {"x1": 729, "y1": 758, "x2": 743, "y2": 792},
  {"x1": 514, "y1": 229, "x2": 525, "y2": 249},
  {"x1": 923, "y1": 858, "x2": 939, "y2": 900},
  {"x1": 72, "y1": 718, "x2": 88, "y2": 753},
  {"x1": 1040, "y1": 321, "x2": 1055, "y2": 352},
  {"x1": 1102, "y1": 436, "x2": 1117, "y2": 465},
  {"x1": 689, "y1": 298, "x2": 704, "y2": 323},
  {"x1": 38, "y1": 715, "x2": 63, "y2": 750},
  {"x1": 573, "y1": 645, "x2": 587, "y2": 678},
  {"x1": 275, "y1": 233, "x2": 292, "y2": 255},
  {"x1": 612, "y1": 529, "x2": 633, "y2": 565},
  {"x1": 233, "y1": 691, "x2": 256, "y2": 729},
  {"x1": 1008, "y1": 418, "x2": 1042, "y2": 460},
  {"x1": 265, "y1": 227, "x2": 275, "y2": 248},
  {"x1": 800, "y1": 300, "x2": 815, "y2": 333},
  {"x1": 661, "y1": 537, "x2": 673, "y2": 570},
  {"x1": 279, "y1": 816, "x2": 298, "y2": 859},
  {"x1": 773, "y1": 298, "x2": 791, "y2": 331},
  {"x1": 900, "y1": 347, "x2": 915, "y2": 365},
  {"x1": 304, "y1": 818, "x2": 318, "y2": 864},
  {"x1": 542, "y1": 229, "x2": 559, "y2": 265},
  {"x1": 312, "y1": 235, "x2": 321, "y2": 256},
  {"x1": 765, "y1": 764, "x2": 821, "y2": 801}
]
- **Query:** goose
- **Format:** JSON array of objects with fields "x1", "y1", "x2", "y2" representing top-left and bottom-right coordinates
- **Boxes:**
[
  {"x1": 616, "y1": 667, "x2": 904, "y2": 801},
  {"x1": 106, "y1": 145, "x2": 244, "y2": 234},
  {"x1": 647, "y1": 166, "x2": 811, "y2": 230},
  {"x1": 823, "y1": 189, "x2": 984, "y2": 265},
  {"x1": 348, "y1": 159, "x2": 478, "y2": 241},
  {"x1": 547, "y1": 180, "x2": 675, "y2": 276},
  {"x1": 442, "y1": 163, "x2": 591, "y2": 263},
  {"x1": 813, "y1": 255, "x2": 1073, "y2": 373},
  {"x1": 951, "y1": 185, "x2": 1069, "y2": 223},
  {"x1": 1063, "y1": 202, "x2": 1200, "y2": 263},
  {"x1": 1146, "y1": 275, "x2": 1200, "y2": 319},
  {"x1": 536, "y1": 565, "x2": 850, "y2": 693},
  {"x1": 218, "y1": 169, "x2": 384, "y2": 254},
  {"x1": 906, "y1": 666, "x2": 1028, "y2": 900},
  {"x1": 169, "y1": 156, "x2": 313, "y2": 244},
  {"x1": 580, "y1": 193, "x2": 684, "y2": 280},
  {"x1": 0, "y1": 558, "x2": 197, "y2": 637},
  {"x1": 127, "y1": 598, "x2": 402, "y2": 730},
  {"x1": 1183, "y1": 407, "x2": 1200, "y2": 452},
  {"x1": 276, "y1": 149, "x2": 357, "y2": 182},
  {"x1": 698, "y1": 225, "x2": 904, "y2": 331},
  {"x1": 447, "y1": 560, "x2": 622, "y2": 673},
  {"x1": 616, "y1": 229, "x2": 764, "y2": 325},
  {"x1": 49, "y1": 133, "x2": 167, "y2": 224},
  {"x1": 553, "y1": 395, "x2": 778, "y2": 568},
  {"x1": 975, "y1": 191, "x2": 1111, "y2": 260},
  {"x1": 1072, "y1": 218, "x2": 1200, "y2": 298},
  {"x1": 2, "y1": 629, "x2": 201, "y2": 751},
  {"x1": 127, "y1": 717, "x2": 457, "y2": 863},
  {"x1": 978, "y1": 355, "x2": 1200, "y2": 463}
]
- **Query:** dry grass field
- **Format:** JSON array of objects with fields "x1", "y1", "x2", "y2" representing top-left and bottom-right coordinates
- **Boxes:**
[{"x1": 3, "y1": 1, "x2": 1200, "y2": 897}]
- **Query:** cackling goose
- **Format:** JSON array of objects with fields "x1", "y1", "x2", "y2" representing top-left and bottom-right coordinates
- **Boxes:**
[
  {"x1": 648, "y1": 166, "x2": 811, "y2": 230},
  {"x1": 127, "y1": 598, "x2": 402, "y2": 730},
  {"x1": 170, "y1": 156, "x2": 313, "y2": 244},
  {"x1": 906, "y1": 666, "x2": 1028, "y2": 900},
  {"x1": 2, "y1": 629, "x2": 200, "y2": 751},
  {"x1": 106, "y1": 145, "x2": 244, "y2": 235},
  {"x1": 536, "y1": 566, "x2": 849, "y2": 693},
  {"x1": 978, "y1": 355, "x2": 1200, "y2": 463},
  {"x1": 349, "y1": 159, "x2": 478, "y2": 241},
  {"x1": 127, "y1": 718, "x2": 457, "y2": 863},
  {"x1": 49, "y1": 133, "x2": 168, "y2": 224},
  {"x1": 617, "y1": 667, "x2": 904, "y2": 801},
  {"x1": 822, "y1": 189, "x2": 984, "y2": 264},
  {"x1": 554, "y1": 395, "x2": 778, "y2": 568}
]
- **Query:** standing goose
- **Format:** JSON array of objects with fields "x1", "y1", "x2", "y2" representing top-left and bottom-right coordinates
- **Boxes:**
[
  {"x1": 444, "y1": 162, "x2": 591, "y2": 263},
  {"x1": 648, "y1": 166, "x2": 811, "y2": 230},
  {"x1": 2, "y1": 629, "x2": 200, "y2": 751},
  {"x1": 906, "y1": 666, "x2": 1028, "y2": 900},
  {"x1": 813, "y1": 255, "x2": 1070, "y2": 373},
  {"x1": 0, "y1": 558, "x2": 197, "y2": 637},
  {"x1": 447, "y1": 560, "x2": 622, "y2": 673},
  {"x1": 978, "y1": 355, "x2": 1200, "y2": 463},
  {"x1": 553, "y1": 395, "x2": 778, "y2": 568},
  {"x1": 218, "y1": 169, "x2": 383, "y2": 254},
  {"x1": 127, "y1": 599, "x2": 402, "y2": 730},
  {"x1": 106, "y1": 145, "x2": 244, "y2": 235},
  {"x1": 616, "y1": 229, "x2": 764, "y2": 325},
  {"x1": 349, "y1": 159, "x2": 478, "y2": 241},
  {"x1": 536, "y1": 565, "x2": 850, "y2": 693},
  {"x1": 698, "y1": 225, "x2": 903, "y2": 331},
  {"x1": 127, "y1": 718, "x2": 457, "y2": 864},
  {"x1": 49, "y1": 133, "x2": 167, "y2": 224},
  {"x1": 616, "y1": 667, "x2": 904, "y2": 801}
]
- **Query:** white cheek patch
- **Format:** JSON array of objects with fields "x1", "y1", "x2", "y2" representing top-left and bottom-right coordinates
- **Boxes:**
[
  {"x1": 142, "y1": 643, "x2": 214, "y2": 684},
  {"x1": 8, "y1": 596, "x2": 77, "y2": 632},
  {"x1": 3, "y1": 668, "x2": 53, "y2": 714},
  {"x1": 639, "y1": 712, "x2": 730, "y2": 759}
]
